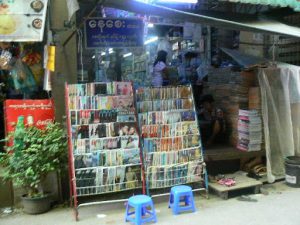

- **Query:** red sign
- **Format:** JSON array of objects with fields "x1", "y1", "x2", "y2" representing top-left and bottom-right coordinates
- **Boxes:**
[{"x1": 4, "y1": 99, "x2": 55, "y2": 134}]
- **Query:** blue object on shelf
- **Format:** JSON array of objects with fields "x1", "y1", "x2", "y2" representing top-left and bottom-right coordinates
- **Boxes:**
[
  {"x1": 168, "y1": 185, "x2": 196, "y2": 215},
  {"x1": 125, "y1": 195, "x2": 157, "y2": 225}
]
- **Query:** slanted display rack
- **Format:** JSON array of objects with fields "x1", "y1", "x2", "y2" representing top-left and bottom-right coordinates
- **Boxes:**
[
  {"x1": 136, "y1": 85, "x2": 208, "y2": 195},
  {"x1": 65, "y1": 82, "x2": 145, "y2": 220}
]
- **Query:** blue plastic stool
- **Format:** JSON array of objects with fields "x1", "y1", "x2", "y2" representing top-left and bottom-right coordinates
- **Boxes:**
[
  {"x1": 125, "y1": 195, "x2": 157, "y2": 225},
  {"x1": 168, "y1": 185, "x2": 196, "y2": 215}
]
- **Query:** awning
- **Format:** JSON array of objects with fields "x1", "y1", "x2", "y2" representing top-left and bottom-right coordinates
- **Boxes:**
[
  {"x1": 102, "y1": 0, "x2": 300, "y2": 38},
  {"x1": 220, "y1": 0, "x2": 300, "y2": 12},
  {"x1": 0, "y1": 0, "x2": 48, "y2": 42},
  {"x1": 220, "y1": 47, "x2": 268, "y2": 68}
]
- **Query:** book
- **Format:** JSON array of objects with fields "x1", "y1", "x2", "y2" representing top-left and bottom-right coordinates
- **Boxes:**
[{"x1": 113, "y1": 82, "x2": 133, "y2": 96}]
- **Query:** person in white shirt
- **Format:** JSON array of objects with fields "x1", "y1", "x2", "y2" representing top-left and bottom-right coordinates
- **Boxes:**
[{"x1": 152, "y1": 50, "x2": 168, "y2": 87}]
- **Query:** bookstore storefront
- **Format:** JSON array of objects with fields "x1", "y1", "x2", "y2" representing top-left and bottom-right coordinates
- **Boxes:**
[
  {"x1": 67, "y1": 1, "x2": 300, "y2": 219},
  {"x1": 68, "y1": 3, "x2": 210, "y2": 219}
]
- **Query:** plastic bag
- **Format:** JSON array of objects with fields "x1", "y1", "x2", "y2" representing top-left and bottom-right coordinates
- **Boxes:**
[{"x1": 10, "y1": 59, "x2": 37, "y2": 97}]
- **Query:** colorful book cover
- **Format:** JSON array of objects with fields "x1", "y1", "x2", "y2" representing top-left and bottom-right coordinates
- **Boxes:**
[
  {"x1": 179, "y1": 86, "x2": 192, "y2": 98},
  {"x1": 94, "y1": 83, "x2": 107, "y2": 95},
  {"x1": 181, "y1": 111, "x2": 196, "y2": 122},
  {"x1": 113, "y1": 82, "x2": 133, "y2": 96},
  {"x1": 182, "y1": 122, "x2": 198, "y2": 135}
]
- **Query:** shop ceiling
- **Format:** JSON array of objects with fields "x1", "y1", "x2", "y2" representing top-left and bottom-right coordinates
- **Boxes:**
[{"x1": 90, "y1": 0, "x2": 300, "y2": 38}]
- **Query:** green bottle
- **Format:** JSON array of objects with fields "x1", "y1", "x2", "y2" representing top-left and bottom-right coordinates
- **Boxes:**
[{"x1": 13, "y1": 116, "x2": 25, "y2": 158}]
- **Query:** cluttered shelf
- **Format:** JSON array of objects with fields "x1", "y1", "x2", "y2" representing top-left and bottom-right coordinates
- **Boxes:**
[{"x1": 204, "y1": 145, "x2": 265, "y2": 162}]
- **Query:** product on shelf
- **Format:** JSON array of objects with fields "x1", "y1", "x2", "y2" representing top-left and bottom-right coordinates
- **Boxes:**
[
  {"x1": 237, "y1": 109, "x2": 263, "y2": 152},
  {"x1": 66, "y1": 82, "x2": 142, "y2": 196}
]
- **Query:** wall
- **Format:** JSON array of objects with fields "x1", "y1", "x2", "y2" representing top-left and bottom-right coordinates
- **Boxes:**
[
  {"x1": 49, "y1": 0, "x2": 78, "y2": 201},
  {"x1": 50, "y1": 0, "x2": 77, "y2": 122}
]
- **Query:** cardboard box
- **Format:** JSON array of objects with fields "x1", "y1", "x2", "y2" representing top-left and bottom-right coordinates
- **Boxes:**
[
  {"x1": 239, "y1": 44, "x2": 265, "y2": 58},
  {"x1": 240, "y1": 31, "x2": 264, "y2": 44}
]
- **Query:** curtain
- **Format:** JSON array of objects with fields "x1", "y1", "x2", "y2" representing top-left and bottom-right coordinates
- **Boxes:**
[{"x1": 259, "y1": 64, "x2": 300, "y2": 183}]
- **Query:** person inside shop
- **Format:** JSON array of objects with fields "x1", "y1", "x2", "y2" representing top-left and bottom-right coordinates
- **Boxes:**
[
  {"x1": 198, "y1": 94, "x2": 226, "y2": 147},
  {"x1": 152, "y1": 50, "x2": 169, "y2": 87},
  {"x1": 106, "y1": 61, "x2": 118, "y2": 81}
]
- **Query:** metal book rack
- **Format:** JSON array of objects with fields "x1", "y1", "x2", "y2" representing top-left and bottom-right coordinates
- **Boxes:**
[{"x1": 65, "y1": 83, "x2": 208, "y2": 221}]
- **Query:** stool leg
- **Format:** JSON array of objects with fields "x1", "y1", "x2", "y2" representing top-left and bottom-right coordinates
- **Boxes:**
[
  {"x1": 135, "y1": 205, "x2": 142, "y2": 225},
  {"x1": 173, "y1": 194, "x2": 180, "y2": 215},
  {"x1": 184, "y1": 195, "x2": 189, "y2": 206},
  {"x1": 125, "y1": 202, "x2": 129, "y2": 222},
  {"x1": 150, "y1": 201, "x2": 157, "y2": 223},
  {"x1": 141, "y1": 206, "x2": 146, "y2": 217},
  {"x1": 168, "y1": 193, "x2": 173, "y2": 208},
  {"x1": 190, "y1": 194, "x2": 196, "y2": 212}
]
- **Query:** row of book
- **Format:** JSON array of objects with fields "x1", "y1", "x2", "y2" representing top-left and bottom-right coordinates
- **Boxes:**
[
  {"x1": 70, "y1": 110, "x2": 136, "y2": 126},
  {"x1": 136, "y1": 86, "x2": 192, "y2": 101},
  {"x1": 141, "y1": 121, "x2": 199, "y2": 138},
  {"x1": 145, "y1": 148, "x2": 202, "y2": 166},
  {"x1": 146, "y1": 161, "x2": 203, "y2": 189},
  {"x1": 138, "y1": 86, "x2": 204, "y2": 189},
  {"x1": 73, "y1": 136, "x2": 139, "y2": 154},
  {"x1": 74, "y1": 148, "x2": 140, "y2": 168},
  {"x1": 139, "y1": 111, "x2": 196, "y2": 126},
  {"x1": 69, "y1": 95, "x2": 134, "y2": 111},
  {"x1": 136, "y1": 98, "x2": 193, "y2": 113},
  {"x1": 143, "y1": 135, "x2": 201, "y2": 153},
  {"x1": 68, "y1": 82, "x2": 133, "y2": 97},
  {"x1": 71, "y1": 122, "x2": 138, "y2": 139},
  {"x1": 237, "y1": 109, "x2": 263, "y2": 152},
  {"x1": 75, "y1": 165, "x2": 141, "y2": 196},
  {"x1": 68, "y1": 82, "x2": 144, "y2": 195}
]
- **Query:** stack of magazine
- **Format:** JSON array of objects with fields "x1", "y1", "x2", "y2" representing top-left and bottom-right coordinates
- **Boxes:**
[
  {"x1": 136, "y1": 86, "x2": 204, "y2": 189},
  {"x1": 67, "y1": 82, "x2": 142, "y2": 196},
  {"x1": 237, "y1": 109, "x2": 263, "y2": 152}
]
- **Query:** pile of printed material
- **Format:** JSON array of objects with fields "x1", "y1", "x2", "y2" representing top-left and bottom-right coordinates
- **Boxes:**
[
  {"x1": 237, "y1": 109, "x2": 262, "y2": 152},
  {"x1": 207, "y1": 68, "x2": 256, "y2": 146}
]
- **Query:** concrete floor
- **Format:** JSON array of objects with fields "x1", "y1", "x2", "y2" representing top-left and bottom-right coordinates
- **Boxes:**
[{"x1": 1, "y1": 182, "x2": 300, "y2": 225}]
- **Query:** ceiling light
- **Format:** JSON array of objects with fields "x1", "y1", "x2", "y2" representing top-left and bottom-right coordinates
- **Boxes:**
[
  {"x1": 157, "y1": 0, "x2": 197, "y2": 3},
  {"x1": 144, "y1": 36, "x2": 158, "y2": 45},
  {"x1": 123, "y1": 52, "x2": 133, "y2": 58}
]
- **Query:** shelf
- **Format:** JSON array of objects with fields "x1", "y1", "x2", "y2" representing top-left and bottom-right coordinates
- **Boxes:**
[{"x1": 204, "y1": 145, "x2": 265, "y2": 162}]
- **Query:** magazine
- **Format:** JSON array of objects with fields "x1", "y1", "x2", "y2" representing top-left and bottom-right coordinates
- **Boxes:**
[
  {"x1": 94, "y1": 83, "x2": 108, "y2": 95},
  {"x1": 113, "y1": 82, "x2": 133, "y2": 96}
]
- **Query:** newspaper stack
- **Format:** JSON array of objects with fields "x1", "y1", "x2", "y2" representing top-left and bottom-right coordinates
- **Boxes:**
[
  {"x1": 206, "y1": 68, "x2": 256, "y2": 146},
  {"x1": 237, "y1": 109, "x2": 263, "y2": 152}
]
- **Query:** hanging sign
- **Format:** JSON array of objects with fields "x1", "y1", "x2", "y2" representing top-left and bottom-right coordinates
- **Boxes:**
[
  {"x1": 4, "y1": 99, "x2": 55, "y2": 134},
  {"x1": 84, "y1": 18, "x2": 144, "y2": 49},
  {"x1": 46, "y1": 45, "x2": 55, "y2": 72},
  {"x1": 0, "y1": 0, "x2": 48, "y2": 42}
]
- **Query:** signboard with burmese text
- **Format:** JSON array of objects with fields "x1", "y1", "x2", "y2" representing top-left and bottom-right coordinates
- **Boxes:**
[{"x1": 84, "y1": 18, "x2": 144, "y2": 49}]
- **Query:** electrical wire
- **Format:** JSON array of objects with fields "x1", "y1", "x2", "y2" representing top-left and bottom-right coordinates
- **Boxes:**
[{"x1": 77, "y1": 29, "x2": 84, "y2": 82}]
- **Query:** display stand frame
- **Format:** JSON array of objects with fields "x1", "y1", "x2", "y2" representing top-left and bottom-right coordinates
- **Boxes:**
[
  {"x1": 65, "y1": 82, "x2": 146, "y2": 221},
  {"x1": 136, "y1": 84, "x2": 209, "y2": 198}
]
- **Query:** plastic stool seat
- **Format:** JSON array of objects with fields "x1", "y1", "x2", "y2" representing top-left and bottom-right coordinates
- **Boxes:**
[
  {"x1": 128, "y1": 195, "x2": 152, "y2": 205},
  {"x1": 169, "y1": 185, "x2": 196, "y2": 215},
  {"x1": 125, "y1": 195, "x2": 157, "y2": 225},
  {"x1": 171, "y1": 185, "x2": 192, "y2": 194}
]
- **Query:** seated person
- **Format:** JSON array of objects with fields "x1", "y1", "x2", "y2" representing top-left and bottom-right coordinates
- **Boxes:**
[{"x1": 198, "y1": 94, "x2": 226, "y2": 147}]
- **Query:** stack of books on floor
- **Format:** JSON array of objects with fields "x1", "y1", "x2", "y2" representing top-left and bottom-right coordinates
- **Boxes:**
[
  {"x1": 206, "y1": 69, "x2": 256, "y2": 146},
  {"x1": 237, "y1": 109, "x2": 263, "y2": 152}
]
